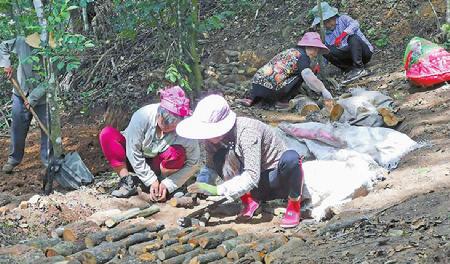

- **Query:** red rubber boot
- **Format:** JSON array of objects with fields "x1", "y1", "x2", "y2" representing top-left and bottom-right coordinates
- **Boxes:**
[
  {"x1": 280, "y1": 198, "x2": 301, "y2": 228},
  {"x1": 239, "y1": 193, "x2": 260, "y2": 219}
]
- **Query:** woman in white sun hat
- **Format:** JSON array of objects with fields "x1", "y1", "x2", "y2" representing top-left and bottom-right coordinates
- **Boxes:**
[{"x1": 176, "y1": 94, "x2": 305, "y2": 228}]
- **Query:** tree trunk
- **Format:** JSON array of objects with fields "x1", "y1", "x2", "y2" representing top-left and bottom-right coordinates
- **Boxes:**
[
  {"x1": 188, "y1": 0, "x2": 203, "y2": 92},
  {"x1": 178, "y1": 229, "x2": 208, "y2": 244},
  {"x1": 168, "y1": 197, "x2": 197, "y2": 208},
  {"x1": 23, "y1": 237, "x2": 61, "y2": 251},
  {"x1": 104, "y1": 205, "x2": 159, "y2": 228},
  {"x1": 162, "y1": 247, "x2": 204, "y2": 264},
  {"x1": 264, "y1": 238, "x2": 304, "y2": 264},
  {"x1": 128, "y1": 238, "x2": 178, "y2": 255},
  {"x1": 216, "y1": 234, "x2": 256, "y2": 257},
  {"x1": 48, "y1": 65, "x2": 64, "y2": 157},
  {"x1": 11, "y1": 0, "x2": 21, "y2": 35},
  {"x1": 226, "y1": 242, "x2": 254, "y2": 261},
  {"x1": 87, "y1": 209, "x2": 122, "y2": 226},
  {"x1": 198, "y1": 229, "x2": 238, "y2": 249},
  {"x1": 105, "y1": 224, "x2": 148, "y2": 242},
  {"x1": 119, "y1": 231, "x2": 158, "y2": 248},
  {"x1": 68, "y1": 242, "x2": 122, "y2": 264},
  {"x1": 289, "y1": 96, "x2": 320, "y2": 116},
  {"x1": 51, "y1": 226, "x2": 65, "y2": 238},
  {"x1": 188, "y1": 230, "x2": 222, "y2": 247},
  {"x1": 447, "y1": 0, "x2": 450, "y2": 24},
  {"x1": 45, "y1": 241, "x2": 86, "y2": 257},
  {"x1": 63, "y1": 221, "x2": 101, "y2": 242},
  {"x1": 156, "y1": 243, "x2": 197, "y2": 260},
  {"x1": 85, "y1": 223, "x2": 163, "y2": 248},
  {"x1": 158, "y1": 227, "x2": 195, "y2": 240},
  {"x1": 0, "y1": 244, "x2": 45, "y2": 263},
  {"x1": 189, "y1": 250, "x2": 223, "y2": 264},
  {"x1": 316, "y1": 0, "x2": 327, "y2": 78},
  {"x1": 82, "y1": 7, "x2": 90, "y2": 32},
  {"x1": 35, "y1": 255, "x2": 66, "y2": 263},
  {"x1": 137, "y1": 252, "x2": 157, "y2": 262}
]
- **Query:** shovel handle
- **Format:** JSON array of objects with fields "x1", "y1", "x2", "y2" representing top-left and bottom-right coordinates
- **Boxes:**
[{"x1": 10, "y1": 77, "x2": 50, "y2": 137}]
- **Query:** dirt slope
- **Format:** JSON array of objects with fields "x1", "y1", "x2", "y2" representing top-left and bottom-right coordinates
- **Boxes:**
[{"x1": 0, "y1": 0, "x2": 449, "y2": 262}]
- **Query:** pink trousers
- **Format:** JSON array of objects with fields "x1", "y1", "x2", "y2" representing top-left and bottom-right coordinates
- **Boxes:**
[{"x1": 99, "y1": 126, "x2": 186, "y2": 174}]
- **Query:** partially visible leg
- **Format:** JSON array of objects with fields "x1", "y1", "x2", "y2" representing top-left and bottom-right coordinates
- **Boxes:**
[
  {"x1": 347, "y1": 35, "x2": 365, "y2": 69},
  {"x1": 99, "y1": 126, "x2": 137, "y2": 198},
  {"x1": 151, "y1": 144, "x2": 186, "y2": 177},
  {"x1": 343, "y1": 35, "x2": 372, "y2": 83},
  {"x1": 3, "y1": 95, "x2": 32, "y2": 173},
  {"x1": 275, "y1": 78, "x2": 302, "y2": 104},
  {"x1": 323, "y1": 46, "x2": 353, "y2": 71},
  {"x1": 274, "y1": 150, "x2": 304, "y2": 228},
  {"x1": 99, "y1": 126, "x2": 128, "y2": 176},
  {"x1": 239, "y1": 83, "x2": 277, "y2": 106},
  {"x1": 361, "y1": 40, "x2": 373, "y2": 65}
]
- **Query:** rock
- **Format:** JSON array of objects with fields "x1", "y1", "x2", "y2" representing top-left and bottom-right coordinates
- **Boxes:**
[
  {"x1": 18, "y1": 201, "x2": 28, "y2": 209},
  {"x1": 0, "y1": 206, "x2": 10, "y2": 215},
  {"x1": 28, "y1": 195, "x2": 41, "y2": 205},
  {"x1": 239, "y1": 50, "x2": 267, "y2": 68},
  {"x1": 204, "y1": 78, "x2": 221, "y2": 89},
  {"x1": 0, "y1": 193, "x2": 12, "y2": 206},
  {"x1": 246, "y1": 67, "x2": 258, "y2": 76},
  {"x1": 237, "y1": 69, "x2": 245, "y2": 75},
  {"x1": 222, "y1": 74, "x2": 247, "y2": 84},
  {"x1": 224, "y1": 50, "x2": 240, "y2": 57}
]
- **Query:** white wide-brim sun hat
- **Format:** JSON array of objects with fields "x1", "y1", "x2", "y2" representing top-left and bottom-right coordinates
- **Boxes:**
[{"x1": 176, "y1": 94, "x2": 237, "y2": 140}]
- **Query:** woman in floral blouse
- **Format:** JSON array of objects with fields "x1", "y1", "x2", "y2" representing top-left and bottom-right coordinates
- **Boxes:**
[{"x1": 237, "y1": 32, "x2": 333, "y2": 107}]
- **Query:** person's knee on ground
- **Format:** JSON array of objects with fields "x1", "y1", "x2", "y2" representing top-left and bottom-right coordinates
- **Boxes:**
[
  {"x1": 99, "y1": 126, "x2": 127, "y2": 170},
  {"x1": 99, "y1": 126, "x2": 137, "y2": 198},
  {"x1": 157, "y1": 145, "x2": 186, "y2": 176}
]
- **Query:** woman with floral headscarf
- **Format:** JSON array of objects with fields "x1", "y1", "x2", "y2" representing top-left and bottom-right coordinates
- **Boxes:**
[{"x1": 99, "y1": 86, "x2": 200, "y2": 200}]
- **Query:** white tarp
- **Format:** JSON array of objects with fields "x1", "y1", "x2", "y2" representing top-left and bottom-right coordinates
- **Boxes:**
[{"x1": 279, "y1": 122, "x2": 419, "y2": 220}]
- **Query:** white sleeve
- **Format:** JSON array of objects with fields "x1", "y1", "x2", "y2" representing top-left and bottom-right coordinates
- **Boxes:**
[
  {"x1": 301, "y1": 68, "x2": 333, "y2": 99},
  {"x1": 125, "y1": 111, "x2": 157, "y2": 187}
]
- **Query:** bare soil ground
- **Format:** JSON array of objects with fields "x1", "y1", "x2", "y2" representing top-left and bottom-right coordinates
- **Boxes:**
[{"x1": 0, "y1": 0, "x2": 449, "y2": 262}]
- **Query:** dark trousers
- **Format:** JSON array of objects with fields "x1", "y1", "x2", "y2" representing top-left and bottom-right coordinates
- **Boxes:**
[
  {"x1": 8, "y1": 94, "x2": 49, "y2": 166},
  {"x1": 324, "y1": 35, "x2": 372, "y2": 71},
  {"x1": 250, "y1": 79, "x2": 302, "y2": 104},
  {"x1": 214, "y1": 149, "x2": 303, "y2": 202}
]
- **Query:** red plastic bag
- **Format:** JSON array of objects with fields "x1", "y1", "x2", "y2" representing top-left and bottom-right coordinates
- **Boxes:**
[{"x1": 404, "y1": 37, "x2": 450, "y2": 87}]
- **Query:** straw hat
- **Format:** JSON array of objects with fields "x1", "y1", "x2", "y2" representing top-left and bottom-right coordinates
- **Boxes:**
[
  {"x1": 176, "y1": 95, "x2": 236, "y2": 139},
  {"x1": 25, "y1": 32, "x2": 56, "y2": 49}
]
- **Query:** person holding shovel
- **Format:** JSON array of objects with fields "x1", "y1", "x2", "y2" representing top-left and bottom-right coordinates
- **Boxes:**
[
  {"x1": 311, "y1": 2, "x2": 373, "y2": 84},
  {"x1": 177, "y1": 95, "x2": 305, "y2": 228},
  {"x1": 0, "y1": 33, "x2": 55, "y2": 173},
  {"x1": 236, "y1": 32, "x2": 333, "y2": 108},
  {"x1": 99, "y1": 86, "x2": 200, "y2": 200}
]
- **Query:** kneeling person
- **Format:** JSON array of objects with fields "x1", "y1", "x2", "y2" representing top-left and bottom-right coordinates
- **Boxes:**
[
  {"x1": 177, "y1": 95, "x2": 304, "y2": 228},
  {"x1": 99, "y1": 86, "x2": 200, "y2": 200},
  {"x1": 237, "y1": 32, "x2": 332, "y2": 107}
]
